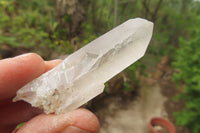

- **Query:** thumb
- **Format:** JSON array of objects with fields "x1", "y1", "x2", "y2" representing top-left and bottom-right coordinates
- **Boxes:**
[{"x1": 14, "y1": 108, "x2": 100, "y2": 133}]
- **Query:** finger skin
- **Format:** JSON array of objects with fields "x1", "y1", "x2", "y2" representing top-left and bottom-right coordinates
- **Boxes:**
[
  {"x1": 0, "y1": 53, "x2": 45, "y2": 100},
  {"x1": 0, "y1": 101, "x2": 42, "y2": 133},
  {"x1": 44, "y1": 59, "x2": 63, "y2": 72},
  {"x1": 16, "y1": 108, "x2": 100, "y2": 133},
  {"x1": 0, "y1": 54, "x2": 100, "y2": 133},
  {"x1": 0, "y1": 54, "x2": 62, "y2": 133}
]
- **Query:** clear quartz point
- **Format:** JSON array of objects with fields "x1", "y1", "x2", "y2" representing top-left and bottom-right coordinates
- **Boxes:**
[{"x1": 13, "y1": 18, "x2": 154, "y2": 114}]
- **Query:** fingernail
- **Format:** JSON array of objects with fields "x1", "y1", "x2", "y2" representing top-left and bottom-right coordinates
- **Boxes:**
[{"x1": 61, "y1": 126, "x2": 90, "y2": 133}]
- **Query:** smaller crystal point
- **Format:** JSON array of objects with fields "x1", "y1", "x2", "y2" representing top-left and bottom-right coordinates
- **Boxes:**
[{"x1": 13, "y1": 18, "x2": 154, "y2": 114}]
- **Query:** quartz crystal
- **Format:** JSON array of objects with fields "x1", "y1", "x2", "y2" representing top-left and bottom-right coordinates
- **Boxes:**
[{"x1": 13, "y1": 18, "x2": 154, "y2": 114}]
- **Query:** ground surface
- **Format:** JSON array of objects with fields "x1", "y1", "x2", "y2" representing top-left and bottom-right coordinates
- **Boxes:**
[
  {"x1": 99, "y1": 78, "x2": 166, "y2": 133},
  {"x1": 87, "y1": 56, "x2": 191, "y2": 133}
]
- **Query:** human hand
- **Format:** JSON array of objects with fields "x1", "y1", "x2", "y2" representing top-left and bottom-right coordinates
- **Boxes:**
[{"x1": 0, "y1": 53, "x2": 100, "y2": 133}]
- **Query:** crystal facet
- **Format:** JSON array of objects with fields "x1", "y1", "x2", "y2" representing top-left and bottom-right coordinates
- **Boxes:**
[{"x1": 13, "y1": 18, "x2": 154, "y2": 114}]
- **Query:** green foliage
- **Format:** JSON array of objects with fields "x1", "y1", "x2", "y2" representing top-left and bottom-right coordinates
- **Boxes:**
[
  {"x1": 172, "y1": 16, "x2": 200, "y2": 133},
  {"x1": 126, "y1": 61, "x2": 142, "y2": 82},
  {"x1": 123, "y1": 61, "x2": 146, "y2": 92},
  {"x1": 0, "y1": 0, "x2": 86, "y2": 57},
  {"x1": 15, "y1": 122, "x2": 25, "y2": 130},
  {"x1": 123, "y1": 82, "x2": 133, "y2": 92},
  {"x1": 0, "y1": 0, "x2": 55, "y2": 50},
  {"x1": 0, "y1": 0, "x2": 103, "y2": 57}
]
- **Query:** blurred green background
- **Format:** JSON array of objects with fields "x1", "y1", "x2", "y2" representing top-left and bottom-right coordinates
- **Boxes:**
[{"x1": 0, "y1": 0, "x2": 200, "y2": 133}]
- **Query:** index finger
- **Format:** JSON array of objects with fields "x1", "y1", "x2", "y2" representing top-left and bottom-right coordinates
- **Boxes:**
[{"x1": 0, "y1": 53, "x2": 45, "y2": 101}]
